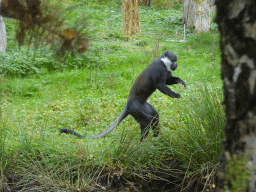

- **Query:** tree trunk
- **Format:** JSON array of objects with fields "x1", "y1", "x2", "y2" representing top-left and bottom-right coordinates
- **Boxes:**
[
  {"x1": 0, "y1": 0, "x2": 7, "y2": 52},
  {"x1": 122, "y1": 0, "x2": 140, "y2": 36},
  {"x1": 215, "y1": 0, "x2": 256, "y2": 191},
  {"x1": 183, "y1": 0, "x2": 214, "y2": 33}
]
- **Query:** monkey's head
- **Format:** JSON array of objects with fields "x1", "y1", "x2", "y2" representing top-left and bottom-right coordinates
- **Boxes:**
[{"x1": 161, "y1": 50, "x2": 178, "y2": 71}]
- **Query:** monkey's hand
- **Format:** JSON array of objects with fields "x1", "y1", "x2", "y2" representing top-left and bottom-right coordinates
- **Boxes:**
[
  {"x1": 177, "y1": 79, "x2": 187, "y2": 88},
  {"x1": 172, "y1": 93, "x2": 180, "y2": 98},
  {"x1": 182, "y1": 81, "x2": 187, "y2": 88}
]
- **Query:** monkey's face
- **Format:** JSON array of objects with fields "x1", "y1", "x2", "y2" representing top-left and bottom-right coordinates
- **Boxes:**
[
  {"x1": 171, "y1": 60, "x2": 177, "y2": 71},
  {"x1": 163, "y1": 50, "x2": 178, "y2": 71}
]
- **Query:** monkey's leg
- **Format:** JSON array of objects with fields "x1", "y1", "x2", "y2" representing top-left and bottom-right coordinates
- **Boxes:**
[
  {"x1": 129, "y1": 101, "x2": 155, "y2": 141},
  {"x1": 144, "y1": 102, "x2": 160, "y2": 137}
]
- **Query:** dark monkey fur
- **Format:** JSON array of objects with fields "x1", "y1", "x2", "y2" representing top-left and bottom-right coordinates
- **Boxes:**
[{"x1": 60, "y1": 50, "x2": 187, "y2": 141}]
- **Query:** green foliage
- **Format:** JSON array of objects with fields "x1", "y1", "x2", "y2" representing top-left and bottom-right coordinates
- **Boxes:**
[
  {"x1": 0, "y1": 0, "x2": 223, "y2": 190},
  {"x1": 0, "y1": 47, "x2": 57, "y2": 76},
  {"x1": 171, "y1": 84, "x2": 224, "y2": 170},
  {"x1": 0, "y1": 47, "x2": 109, "y2": 76}
]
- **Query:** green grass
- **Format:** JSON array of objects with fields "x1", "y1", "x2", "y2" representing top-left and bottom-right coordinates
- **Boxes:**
[{"x1": 0, "y1": 1, "x2": 223, "y2": 191}]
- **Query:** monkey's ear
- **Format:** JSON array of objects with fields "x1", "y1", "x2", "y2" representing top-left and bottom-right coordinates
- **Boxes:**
[{"x1": 165, "y1": 53, "x2": 170, "y2": 59}]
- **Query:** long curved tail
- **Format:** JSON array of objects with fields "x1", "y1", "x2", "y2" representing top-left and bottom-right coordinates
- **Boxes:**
[{"x1": 60, "y1": 106, "x2": 129, "y2": 138}]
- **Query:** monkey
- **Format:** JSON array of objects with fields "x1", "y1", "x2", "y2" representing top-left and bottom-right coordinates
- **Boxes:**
[{"x1": 60, "y1": 50, "x2": 187, "y2": 141}]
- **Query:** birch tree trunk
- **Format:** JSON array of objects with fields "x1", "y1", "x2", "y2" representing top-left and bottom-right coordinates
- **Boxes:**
[
  {"x1": 183, "y1": 0, "x2": 214, "y2": 33},
  {"x1": 215, "y1": 0, "x2": 256, "y2": 191},
  {"x1": 0, "y1": 0, "x2": 7, "y2": 52}
]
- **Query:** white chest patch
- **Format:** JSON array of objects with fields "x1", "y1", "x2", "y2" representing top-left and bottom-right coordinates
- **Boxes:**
[{"x1": 161, "y1": 57, "x2": 172, "y2": 72}]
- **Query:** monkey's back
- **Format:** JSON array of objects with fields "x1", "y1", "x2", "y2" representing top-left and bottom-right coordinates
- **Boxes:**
[{"x1": 128, "y1": 59, "x2": 166, "y2": 103}]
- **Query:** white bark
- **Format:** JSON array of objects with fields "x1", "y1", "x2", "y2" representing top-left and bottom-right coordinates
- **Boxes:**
[
  {"x1": 0, "y1": 0, "x2": 7, "y2": 52},
  {"x1": 183, "y1": 0, "x2": 214, "y2": 33},
  {"x1": 216, "y1": 0, "x2": 256, "y2": 190}
]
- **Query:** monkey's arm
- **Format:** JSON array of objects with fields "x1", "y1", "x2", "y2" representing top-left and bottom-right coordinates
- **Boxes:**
[
  {"x1": 156, "y1": 83, "x2": 180, "y2": 98},
  {"x1": 166, "y1": 76, "x2": 187, "y2": 88}
]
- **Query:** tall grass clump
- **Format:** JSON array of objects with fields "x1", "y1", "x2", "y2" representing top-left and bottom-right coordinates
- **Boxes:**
[
  {"x1": 91, "y1": 84, "x2": 225, "y2": 186},
  {"x1": 6, "y1": 128, "x2": 106, "y2": 191},
  {"x1": 171, "y1": 84, "x2": 224, "y2": 171},
  {"x1": 0, "y1": 76, "x2": 8, "y2": 178}
]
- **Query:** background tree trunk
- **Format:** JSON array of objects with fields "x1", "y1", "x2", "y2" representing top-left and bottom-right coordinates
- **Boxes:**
[
  {"x1": 183, "y1": 0, "x2": 214, "y2": 33},
  {"x1": 0, "y1": 16, "x2": 6, "y2": 52},
  {"x1": 122, "y1": 0, "x2": 140, "y2": 36},
  {"x1": 215, "y1": 0, "x2": 256, "y2": 191},
  {"x1": 0, "y1": 0, "x2": 7, "y2": 52}
]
